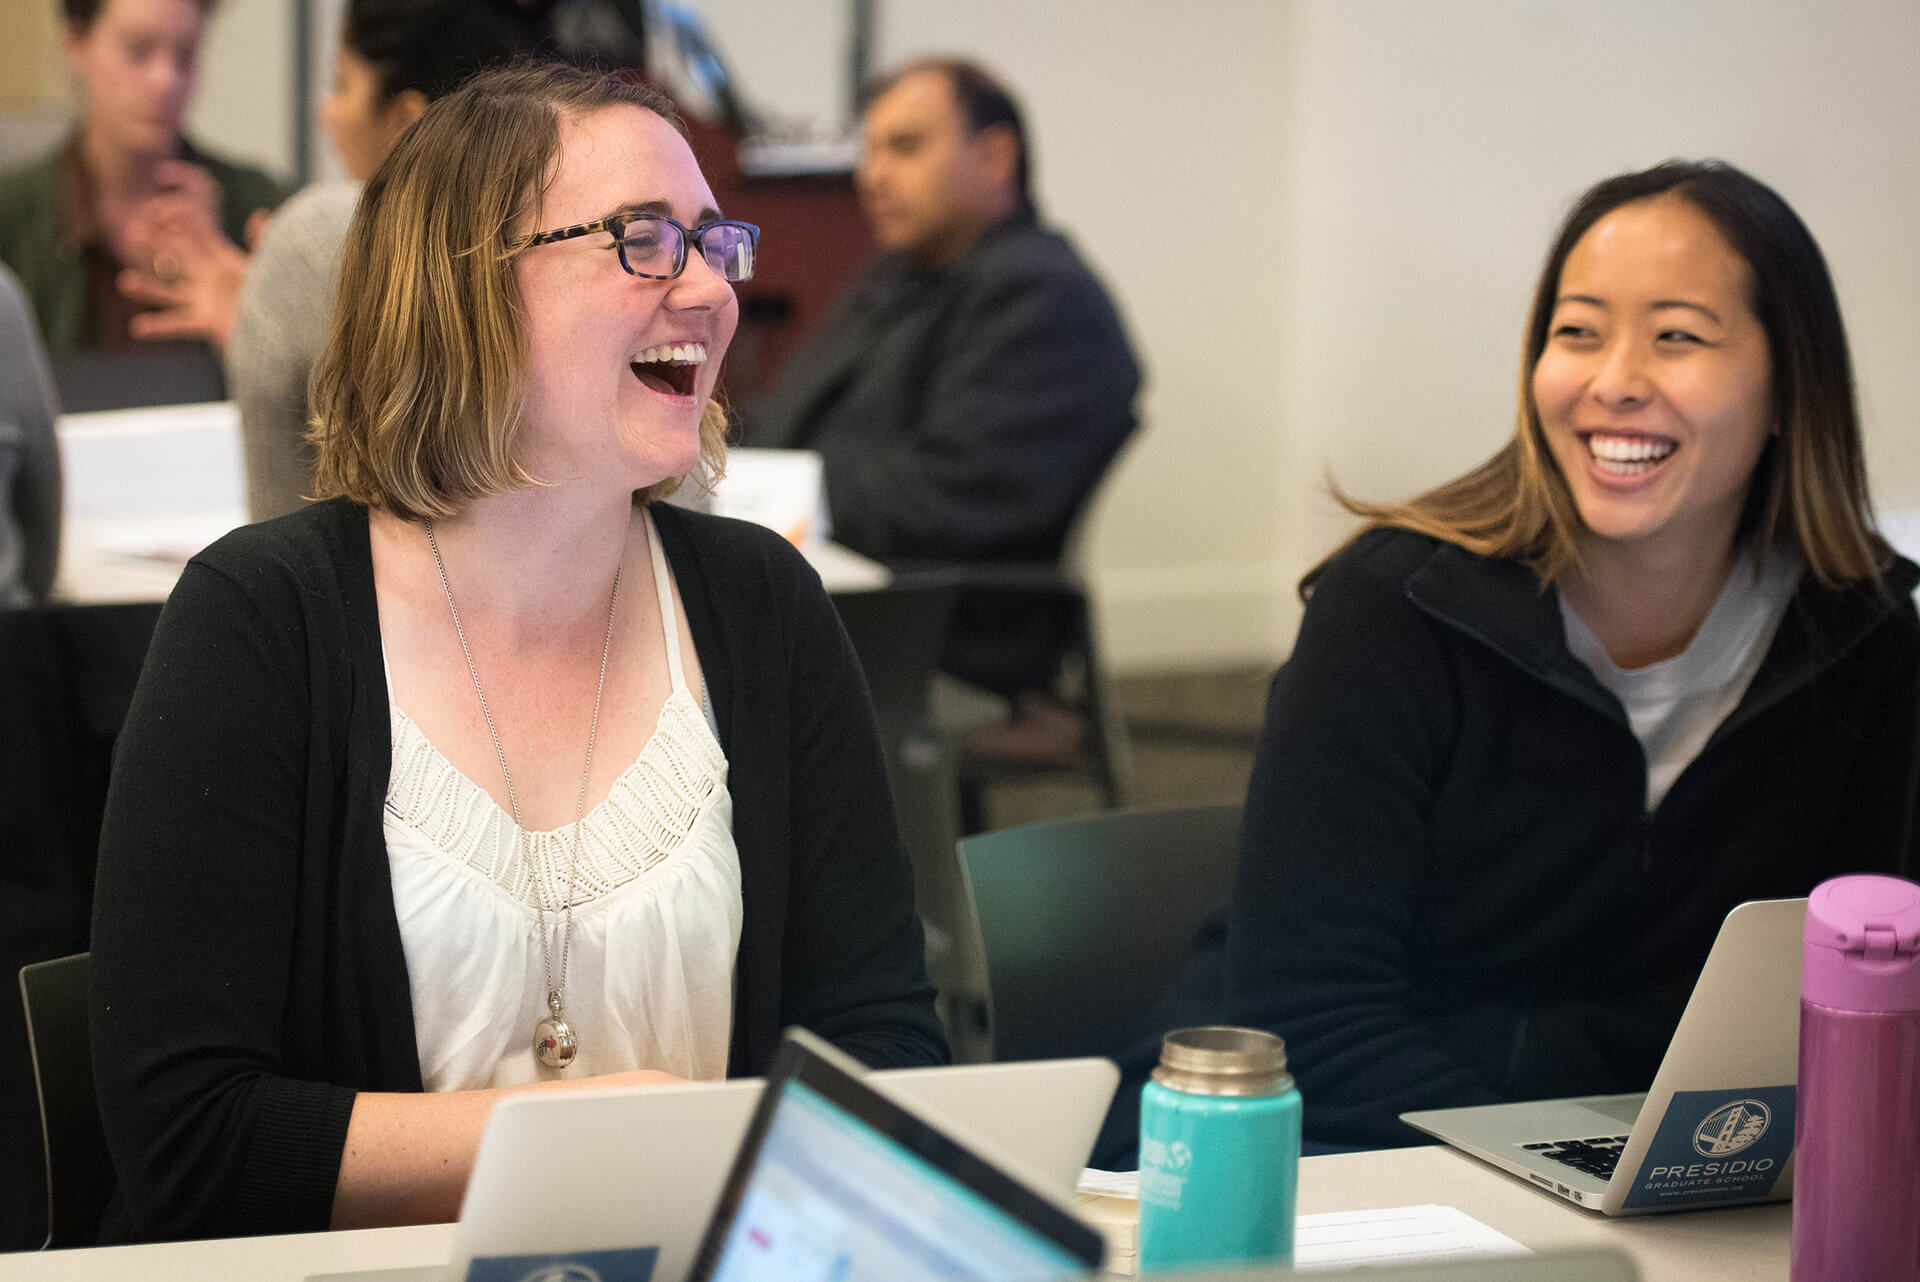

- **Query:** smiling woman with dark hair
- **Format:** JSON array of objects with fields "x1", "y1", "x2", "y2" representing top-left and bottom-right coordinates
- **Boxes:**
[
  {"x1": 89, "y1": 62, "x2": 945, "y2": 1245},
  {"x1": 1227, "y1": 160, "x2": 1920, "y2": 1150}
]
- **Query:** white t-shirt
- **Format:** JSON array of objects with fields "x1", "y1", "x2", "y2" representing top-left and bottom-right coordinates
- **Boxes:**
[
  {"x1": 381, "y1": 511, "x2": 742, "y2": 1090},
  {"x1": 1560, "y1": 545, "x2": 1802, "y2": 811}
]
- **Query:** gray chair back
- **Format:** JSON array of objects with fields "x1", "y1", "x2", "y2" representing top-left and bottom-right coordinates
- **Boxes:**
[
  {"x1": 957, "y1": 804, "x2": 1240, "y2": 1063},
  {"x1": 831, "y1": 576, "x2": 960, "y2": 757},
  {"x1": 51, "y1": 345, "x2": 226, "y2": 413},
  {"x1": 832, "y1": 577, "x2": 991, "y2": 1058},
  {"x1": 19, "y1": 952, "x2": 113, "y2": 1249},
  {"x1": 950, "y1": 562, "x2": 1130, "y2": 832}
]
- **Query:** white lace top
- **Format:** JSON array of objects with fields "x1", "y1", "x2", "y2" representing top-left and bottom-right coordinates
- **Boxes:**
[{"x1": 382, "y1": 512, "x2": 742, "y2": 1090}]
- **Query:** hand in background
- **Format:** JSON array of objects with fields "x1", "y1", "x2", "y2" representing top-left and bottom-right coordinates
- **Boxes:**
[{"x1": 119, "y1": 160, "x2": 265, "y2": 350}]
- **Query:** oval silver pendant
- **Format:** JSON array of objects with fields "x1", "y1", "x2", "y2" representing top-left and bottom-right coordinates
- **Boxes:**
[
  {"x1": 535, "y1": 1013, "x2": 578, "y2": 1068},
  {"x1": 534, "y1": 990, "x2": 578, "y2": 1068}
]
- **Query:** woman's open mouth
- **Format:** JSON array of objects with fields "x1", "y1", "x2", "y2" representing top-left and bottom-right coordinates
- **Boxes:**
[
  {"x1": 629, "y1": 342, "x2": 707, "y2": 399},
  {"x1": 1582, "y1": 431, "x2": 1676, "y2": 477}
]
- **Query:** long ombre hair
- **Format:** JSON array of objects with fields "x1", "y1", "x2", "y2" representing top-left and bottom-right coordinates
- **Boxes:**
[
  {"x1": 309, "y1": 62, "x2": 730, "y2": 521},
  {"x1": 1310, "y1": 160, "x2": 1890, "y2": 596}
]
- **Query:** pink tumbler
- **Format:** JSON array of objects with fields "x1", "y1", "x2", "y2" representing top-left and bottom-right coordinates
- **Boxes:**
[{"x1": 1791, "y1": 874, "x2": 1920, "y2": 1282}]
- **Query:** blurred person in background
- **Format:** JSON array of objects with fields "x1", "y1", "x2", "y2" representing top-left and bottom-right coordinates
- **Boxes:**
[
  {"x1": 744, "y1": 58, "x2": 1141, "y2": 762},
  {"x1": 225, "y1": 0, "x2": 563, "y2": 520},
  {"x1": 0, "y1": 0, "x2": 286, "y2": 357},
  {"x1": 0, "y1": 264, "x2": 61, "y2": 606}
]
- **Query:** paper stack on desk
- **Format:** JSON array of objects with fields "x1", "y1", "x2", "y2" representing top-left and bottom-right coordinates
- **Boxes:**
[
  {"x1": 1074, "y1": 1170, "x2": 1530, "y2": 1275},
  {"x1": 1074, "y1": 1169, "x2": 1143, "y2": 1273}
]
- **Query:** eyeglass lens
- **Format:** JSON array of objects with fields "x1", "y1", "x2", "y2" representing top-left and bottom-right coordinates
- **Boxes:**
[{"x1": 619, "y1": 218, "x2": 756, "y2": 282}]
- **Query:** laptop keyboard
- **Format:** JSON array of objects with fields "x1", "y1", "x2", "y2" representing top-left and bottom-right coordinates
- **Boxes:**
[{"x1": 1521, "y1": 1135, "x2": 1632, "y2": 1180}]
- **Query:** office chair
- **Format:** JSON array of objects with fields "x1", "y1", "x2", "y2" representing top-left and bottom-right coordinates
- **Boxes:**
[
  {"x1": 19, "y1": 953, "x2": 114, "y2": 1249},
  {"x1": 957, "y1": 804, "x2": 1240, "y2": 1063},
  {"x1": 951, "y1": 560, "x2": 1132, "y2": 835},
  {"x1": 51, "y1": 345, "x2": 226, "y2": 413},
  {"x1": 831, "y1": 576, "x2": 991, "y2": 1061}
]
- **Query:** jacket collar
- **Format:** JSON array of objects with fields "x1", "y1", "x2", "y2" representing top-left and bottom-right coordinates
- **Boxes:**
[
  {"x1": 1734, "y1": 553, "x2": 1920, "y2": 736},
  {"x1": 1405, "y1": 541, "x2": 1621, "y2": 723},
  {"x1": 1404, "y1": 537, "x2": 1919, "y2": 728}
]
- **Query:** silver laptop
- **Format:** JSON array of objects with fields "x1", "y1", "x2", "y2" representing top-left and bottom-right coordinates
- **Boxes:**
[
  {"x1": 447, "y1": 1051, "x2": 1119, "y2": 1282},
  {"x1": 688, "y1": 1030, "x2": 1104, "y2": 1281},
  {"x1": 1402, "y1": 897, "x2": 1804, "y2": 1216}
]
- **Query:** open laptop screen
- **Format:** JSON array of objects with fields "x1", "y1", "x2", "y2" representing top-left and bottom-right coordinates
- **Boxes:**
[{"x1": 699, "y1": 1073, "x2": 1097, "y2": 1282}]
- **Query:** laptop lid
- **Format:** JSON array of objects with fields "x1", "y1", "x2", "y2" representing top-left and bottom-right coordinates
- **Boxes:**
[
  {"x1": 1598, "y1": 895, "x2": 1803, "y2": 1212},
  {"x1": 450, "y1": 1053, "x2": 1117, "y2": 1282},
  {"x1": 1400, "y1": 897, "x2": 1806, "y2": 1215},
  {"x1": 687, "y1": 1029, "x2": 1103, "y2": 1281}
]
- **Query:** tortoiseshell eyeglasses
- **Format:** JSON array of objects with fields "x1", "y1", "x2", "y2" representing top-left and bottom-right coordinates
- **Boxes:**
[{"x1": 524, "y1": 213, "x2": 760, "y2": 282}]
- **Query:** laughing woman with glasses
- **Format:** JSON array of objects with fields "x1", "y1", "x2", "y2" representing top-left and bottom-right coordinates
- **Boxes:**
[{"x1": 88, "y1": 63, "x2": 946, "y2": 1244}]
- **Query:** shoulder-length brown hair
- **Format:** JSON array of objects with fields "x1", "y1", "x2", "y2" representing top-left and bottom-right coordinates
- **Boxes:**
[
  {"x1": 1311, "y1": 160, "x2": 1890, "y2": 596},
  {"x1": 309, "y1": 61, "x2": 730, "y2": 521}
]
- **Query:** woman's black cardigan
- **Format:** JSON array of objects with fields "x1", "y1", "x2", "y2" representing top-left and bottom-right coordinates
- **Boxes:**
[{"x1": 90, "y1": 498, "x2": 948, "y2": 1242}]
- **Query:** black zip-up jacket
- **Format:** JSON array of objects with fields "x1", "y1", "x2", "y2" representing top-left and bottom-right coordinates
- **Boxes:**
[
  {"x1": 744, "y1": 212, "x2": 1141, "y2": 694},
  {"x1": 1230, "y1": 528, "x2": 1920, "y2": 1148}
]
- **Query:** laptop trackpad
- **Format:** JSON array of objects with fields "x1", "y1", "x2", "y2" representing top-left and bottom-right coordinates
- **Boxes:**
[{"x1": 1570, "y1": 1095, "x2": 1646, "y2": 1128}]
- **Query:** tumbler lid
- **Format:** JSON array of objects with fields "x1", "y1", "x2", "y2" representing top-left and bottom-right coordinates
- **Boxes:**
[
  {"x1": 1152, "y1": 1026, "x2": 1292, "y2": 1096},
  {"x1": 1803, "y1": 875, "x2": 1920, "y2": 1013}
]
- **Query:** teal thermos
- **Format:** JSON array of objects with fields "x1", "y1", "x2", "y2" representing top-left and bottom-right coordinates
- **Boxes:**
[{"x1": 1137, "y1": 1026, "x2": 1302, "y2": 1273}]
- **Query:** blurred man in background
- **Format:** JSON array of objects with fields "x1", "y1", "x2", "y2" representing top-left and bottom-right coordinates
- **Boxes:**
[{"x1": 747, "y1": 58, "x2": 1140, "y2": 760}]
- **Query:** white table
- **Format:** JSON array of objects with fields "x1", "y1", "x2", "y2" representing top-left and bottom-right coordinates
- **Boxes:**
[
  {"x1": 54, "y1": 519, "x2": 890, "y2": 605},
  {"x1": 0, "y1": 1146, "x2": 1786, "y2": 1281},
  {"x1": 1296, "y1": 1147, "x2": 1786, "y2": 1280},
  {"x1": 50, "y1": 403, "x2": 891, "y2": 605}
]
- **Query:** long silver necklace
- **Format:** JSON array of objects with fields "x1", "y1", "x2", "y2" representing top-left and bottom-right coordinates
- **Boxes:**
[{"x1": 425, "y1": 520, "x2": 620, "y2": 1069}]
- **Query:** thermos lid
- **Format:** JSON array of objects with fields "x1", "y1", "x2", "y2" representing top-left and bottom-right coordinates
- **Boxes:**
[
  {"x1": 1153, "y1": 1026, "x2": 1293, "y2": 1096},
  {"x1": 1803, "y1": 875, "x2": 1920, "y2": 1013}
]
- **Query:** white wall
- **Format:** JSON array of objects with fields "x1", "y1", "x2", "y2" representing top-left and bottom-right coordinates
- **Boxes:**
[
  {"x1": 182, "y1": 0, "x2": 293, "y2": 182},
  {"x1": 684, "y1": 0, "x2": 853, "y2": 136},
  {"x1": 33, "y1": 0, "x2": 1920, "y2": 675}
]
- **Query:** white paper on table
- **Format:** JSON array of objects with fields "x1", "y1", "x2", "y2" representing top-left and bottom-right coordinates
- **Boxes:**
[
  {"x1": 89, "y1": 511, "x2": 246, "y2": 565},
  {"x1": 694, "y1": 446, "x2": 832, "y2": 547},
  {"x1": 57, "y1": 401, "x2": 245, "y2": 521},
  {"x1": 1294, "y1": 1204, "x2": 1530, "y2": 1270},
  {"x1": 802, "y1": 540, "x2": 890, "y2": 592},
  {"x1": 1078, "y1": 1168, "x2": 1141, "y2": 1198},
  {"x1": 1071, "y1": 1176, "x2": 1528, "y2": 1275}
]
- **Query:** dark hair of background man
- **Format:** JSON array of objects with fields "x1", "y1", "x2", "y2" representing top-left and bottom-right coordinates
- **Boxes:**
[{"x1": 862, "y1": 57, "x2": 1034, "y2": 210}]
